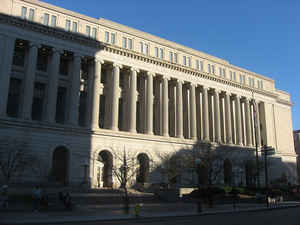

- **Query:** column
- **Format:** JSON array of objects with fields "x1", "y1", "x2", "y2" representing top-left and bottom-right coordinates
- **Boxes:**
[
  {"x1": 255, "y1": 101, "x2": 261, "y2": 147},
  {"x1": 245, "y1": 98, "x2": 252, "y2": 146},
  {"x1": 214, "y1": 90, "x2": 221, "y2": 143},
  {"x1": 176, "y1": 80, "x2": 183, "y2": 138},
  {"x1": 22, "y1": 43, "x2": 39, "y2": 120},
  {"x1": 90, "y1": 58, "x2": 104, "y2": 130},
  {"x1": 224, "y1": 93, "x2": 233, "y2": 144},
  {"x1": 68, "y1": 54, "x2": 82, "y2": 126},
  {"x1": 235, "y1": 95, "x2": 243, "y2": 145},
  {"x1": 0, "y1": 36, "x2": 16, "y2": 117},
  {"x1": 162, "y1": 77, "x2": 169, "y2": 137},
  {"x1": 110, "y1": 63, "x2": 122, "y2": 131},
  {"x1": 146, "y1": 72, "x2": 154, "y2": 135},
  {"x1": 128, "y1": 68, "x2": 138, "y2": 133},
  {"x1": 190, "y1": 83, "x2": 197, "y2": 140},
  {"x1": 45, "y1": 48, "x2": 61, "y2": 123},
  {"x1": 202, "y1": 87, "x2": 210, "y2": 142}
]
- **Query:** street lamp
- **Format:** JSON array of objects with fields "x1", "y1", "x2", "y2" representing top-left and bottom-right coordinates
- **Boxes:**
[{"x1": 195, "y1": 158, "x2": 202, "y2": 213}]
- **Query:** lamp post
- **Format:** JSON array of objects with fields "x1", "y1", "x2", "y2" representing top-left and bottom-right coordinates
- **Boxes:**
[{"x1": 195, "y1": 158, "x2": 202, "y2": 213}]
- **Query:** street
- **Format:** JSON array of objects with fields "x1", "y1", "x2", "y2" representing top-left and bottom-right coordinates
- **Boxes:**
[{"x1": 23, "y1": 207, "x2": 300, "y2": 225}]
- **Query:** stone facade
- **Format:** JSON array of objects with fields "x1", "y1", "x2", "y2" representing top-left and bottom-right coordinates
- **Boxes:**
[{"x1": 0, "y1": 0, "x2": 297, "y2": 187}]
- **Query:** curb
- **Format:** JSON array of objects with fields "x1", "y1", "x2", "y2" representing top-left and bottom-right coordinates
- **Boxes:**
[{"x1": 2, "y1": 204, "x2": 300, "y2": 225}]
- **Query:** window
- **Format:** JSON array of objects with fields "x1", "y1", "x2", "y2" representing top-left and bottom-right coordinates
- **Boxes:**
[
  {"x1": 223, "y1": 68, "x2": 226, "y2": 77},
  {"x1": 13, "y1": 42, "x2": 26, "y2": 67},
  {"x1": 122, "y1": 37, "x2": 127, "y2": 48},
  {"x1": 155, "y1": 47, "x2": 159, "y2": 57},
  {"x1": 196, "y1": 60, "x2": 203, "y2": 71},
  {"x1": 258, "y1": 80, "x2": 263, "y2": 89},
  {"x1": 21, "y1": 7, "x2": 27, "y2": 19},
  {"x1": 111, "y1": 33, "x2": 116, "y2": 44},
  {"x1": 145, "y1": 44, "x2": 149, "y2": 55},
  {"x1": 139, "y1": 42, "x2": 143, "y2": 53},
  {"x1": 160, "y1": 48, "x2": 164, "y2": 59},
  {"x1": 174, "y1": 53, "x2": 178, "y2": 63},
  {"x1": 50, "y1": 15, "x2": 56, "y2": 27},
  {"x1": 188, "y1": 57, "x2": 191, "y2": 67},
  {"x1": 239, "y1": 74, "x2": 245, "y2": 84},
  {"x1": 36, "y1": 48, "x2": 48, "y2": 72},
  {"x1": 92, "y1": 28, "x2": 97, "y2": 39},
  {"x1": 105, "y1": 31, "x2": 109, "y2": 42},
  {"x1": 43, "y1": 13, "x2": 49, "y2": 25},
  {"x1": 32, "y1": 82, "x2": 45, "y2": 121},
  {"x1": 219, "y1": 68, "x2": 226, "y2": 77},
  {"x1": 211, "y1": 65, "x2": 215, "y2": 74},
  {"x1": 55, "y1": 87, "x2": 67, "y2": 123},
  {"x1": 230, "y1": 71, "x2": 236, "y2": 81},
  {"x1": 7, "y1": 78, "x2": 22, "y2": 118},
  {"x1": 86, "y1": 25, "x2": 91, "y2": 37},
  {"x1": 59, "y1": 55, "x2": 69, "y2": 76},
  {"x1": 208, "y1": 64, "x2": 211, "y2": 73},
  {"x1": 248, "y1": 77, "x2": 255, "y2": 87},
  {"x1": 72, "y1": 22, "x2": 77, "y2": 32},
  {"x1": 128, "y1": 39, "x2": 133, "y2": 50},
  {"x1": 28, "y1": 9, "x2": 34, "y2": 21},
  {"x1": 169, "y1": 52, "x2": 173, "y2": 62},
  {"x1": 183, "y1": 56, "x2": 187, "y2": 66},
  {"x1": 65, "y1": 20, "x2": 71, "y2": 31}
]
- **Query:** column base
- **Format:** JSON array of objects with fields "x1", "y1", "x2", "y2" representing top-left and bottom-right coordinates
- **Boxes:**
[
  {"x1": 176, "y1": 135, "x2": 184, "y2": 139},
  {"x1": 163, "y1": 133, "x2": 170, "y2": 138},
  {"x1": 146, "y1": 131, "x2": 154, "y2": 135},
  {"x1": 129, "y1": 129, "x2": 137, "y2": 134},
  {"x1": 110, "y1": 126, "x2": 119, "y2": 131}
]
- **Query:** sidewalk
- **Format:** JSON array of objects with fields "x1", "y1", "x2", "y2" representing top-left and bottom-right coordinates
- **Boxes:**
[{"x1": 1, "y1": 201, "x2": 300, "y2": 224}]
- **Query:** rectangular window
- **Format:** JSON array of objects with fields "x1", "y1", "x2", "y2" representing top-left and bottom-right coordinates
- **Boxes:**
[
  {"x1": 211, "y1": 65, "x2": 215, "y2": 74},
  {"x1": 7, "y1": 78, "x2": 22, "y2": 118},
  {"x1": 155, "y1": 47, "x2": 159, "y2": 57},
  {"x1": 169, "y1": 52, "x2": 173, "y2": 62},
  {"x1": 233, "y1": 72, "x2": 236, "y2": 81},
  {"x1": 59, "y1": 56, "x2": 69, "y2": 76},
  {"x1": 183, "y1": 56, "x2": 187, "y2": 66},
  {"x1": 122, "y1": 37, "x2": 127, "y2": 48},
  {"x1": 50, "y1": 15, "x2": 56, "y2": 27},
  {"x1": 219, "y1": 67, "x2": 222, "y2": 76},
  {"x1": 72, "y1": 22, "x2": 78, "y2": 32},
  {"x1": 36, "y1": 48, "x2": 48, "y2": 72},
  {"x1": 92, "y1": 28, "x2": 97, "y2": 39},
  {"x1": 200, "y1": 61, "x2": 203, "y2": 71},
  {"x1": 28, "y1": 9, "x2": 34, "y2": 21},
  {"x1": 144, "y1": 44, "x2": 149, "y2": 55},
  {"x1": 105, "y1": 31, "x2": 109, "y2": 42},
  {"x1": 188, "y1": 57, "x2": 191, "y2": 67},
  {"x1": 128, "y1": 38, "x2": 133, "y2": 49},
  {"x1": 43, "y1": 13, "x2": 49, "y2": 26},
  {"x1": 160, "y1": 48, "x2": 164, "y2": 59},
  {"x1": 32, "y1": 82, "x2": 45, "y2": 121},
  {"x1": 55, "y1": 87, "x2": 67, "y2": 124},
  {"x1": 196, "y1": 60, "x2": 199, "y2": 70},
  {"x1": 139, "y1": 42, "x2": 143, "y2": 53},
  {"x1": 111, "y1": 33, "x2": 116, "y2": 44},
  {"x1": 223, "y1": 68, "x2": 226, "y2": 77},
  {"x1": 86, "y1": 25, "x2": 91, "y2": 37},
  {"x1": 208, "y1": 64, "x2": 211, "y2": 73},
  {"x1": 65, "y1": 19, "x2": 71, "y2": 31},
  {"x1": 21, "y1": 6, "x2": 27, "y2": 19},
  {"x1": 174, "y1": 53, "x2": 178, "y2": 63},
  {"x1": 13, "y1": 44, "x2": 26, "y2": 67}
]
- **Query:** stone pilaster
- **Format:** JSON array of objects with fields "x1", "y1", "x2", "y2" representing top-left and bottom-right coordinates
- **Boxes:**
[
  {"x1": 0, "y1": 36, "x2": 15, "y2": 117},
  {"x1": 22, "y1": 43, "x2": 39, "y2": 120},
  {"x1": 46, "y1": 48, "x2": 62, "y2": 123},
  {"x1": 202, "y1": 87, "x2": 210, "y2": 142},
  {"x1": 146, "y1": 72, "x2": 154, "y2": 135},
  {"x1": 128, "y1": 67, "x2": 138, "y2": 133},
  {"x1": 214, "y1": 89, "x2": 221, "y2": 143},
  {"x1": 245, "y1": 98, "x2": 252, "y2": 146},
  {"x1": 255, "y1": 101, "x2": 261, "y2": 147},
  {"x1": 110, "y1": 63, "x2": 122, "y2": 131},
  {"x1": 225, "y1": 93, "x2": 233, "y2": 144},
  {"x1": 176, "y1": 80, "x2": 183, "y2": 138},
  {"x1": 235, "y1": 95, "x2": 243, "y2": 145},
  {"x1": 190, "y1": 83, "x2": 197, "y2": 140},
  {"x1": 162, "y1": 77, "x2": 169, "y2": 137}
]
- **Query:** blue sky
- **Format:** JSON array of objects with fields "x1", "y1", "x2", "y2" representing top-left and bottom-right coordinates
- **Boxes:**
[{"x1": 43, "y1": 0, "x2": 300, "y2": 129}]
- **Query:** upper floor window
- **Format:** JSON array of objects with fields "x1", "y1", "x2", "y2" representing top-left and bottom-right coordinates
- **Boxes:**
[
  {"x1": 219, "y1": 67, "x2": 226, "y2": 77},
  {"x1": 105, "y1": 31, "x2": 109, "y2": 42},
  {"x1": 122, "y1": 37, "x2": 133, "y2": 50},
  {"x1": 155, "y1": 47, "x2": 159, "y2": 57},
  {"x1": 111, "y1": 33, "x2": 116, "y2": 44},
  {"x1": 65, "y1": 19, "x2": 71, "y2": 31},
  {"x1": 230, "y1": 71, "x2": 236, "y2": 81},
  {"x1": 72, "y1": 22, "x2": 78, "y2": 32},
  {"x1": 91, "y1": 28, "x2": 97, "y2": 39},
  {"x1": 43, "y1": 13, "x2": 49, "y2": 26},
  {"x1": 257, "y1": 80, "x2": 263, "y2": 89},
  {"x1": 160, "y1": 48, "x2": 164, "y2": 59},
  {"x1": 50, "y1": 15, "x2": 57, "y2": 27},
  {"x1": 21, "y1": 7, "x2": 27, "y2": 19},
  {"x1": 169, "y1": 52, "x2": 173, "y2": 62},
  {"x1": 122, "y1": 37, "x2": 127, "y2": 48},
  {"x1": 211, "y1": 65, "x2": 215, "y2": 74},
  {"x1": 174, "y1": 53, "x2": 178, "y2": 63},
  {"x1": 139, "y1": 42, "x2": 149, "y2": 55},
  {"x1": 105, "y1": 31, "x2": 116, "y2": 44},
  {"x1": 128, "y1": 38, "x2": 133, "y2": 50},
  {"x1": 183, "y1": 56, "x2": 187, "y2": 66},
  {"x1": 187, "y1": 57, "x2": 191, "y2": 67},
  {"x1": 86, "y1": 25, "x2": 91, "y2": 37},
  {"x1": 239, "y1": 74, "x2": 245, "y2": 84},
  {"x1": 13, "y1": 41, "x2": 26, "y2": 67},
  {"x1": 28, "y1": 9, "x2": 34, "y2": 21},
  {"x1": 248, "y1": 77, "x2": 255, "y2": 87},
  {"x1": 196, "y1": 60, "x2": 203, "y2": 71}
]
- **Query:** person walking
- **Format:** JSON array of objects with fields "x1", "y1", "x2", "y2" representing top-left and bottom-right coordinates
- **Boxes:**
[{"x1": 32, "y1": 185, "x2": 41, "y2": 212}]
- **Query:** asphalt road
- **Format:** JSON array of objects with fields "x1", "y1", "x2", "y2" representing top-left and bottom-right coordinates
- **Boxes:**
[{"x1": 29, "y1": 207, "x2": 300, "y2": 225}]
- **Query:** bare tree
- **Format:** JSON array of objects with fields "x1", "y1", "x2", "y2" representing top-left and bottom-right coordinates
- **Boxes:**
[{"x1": 0, "y1": 137, "x2": 33, "y2": 184}]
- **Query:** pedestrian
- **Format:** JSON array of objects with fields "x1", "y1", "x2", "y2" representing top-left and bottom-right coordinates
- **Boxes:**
[
  {"x1": 32, "y1": 185, "x2": 41, "y2": 212},
  {"x1": 1, "y1": 185, "x2": 9, "y2": 209},
  {"x1": 64, "y1": 191, "x2": 72, "y2": 210}
]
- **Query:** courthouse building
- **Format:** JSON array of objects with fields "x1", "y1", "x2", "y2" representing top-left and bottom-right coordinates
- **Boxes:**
[{"x1": 0, "y1": 0, "x2": 297, "y2": 187}]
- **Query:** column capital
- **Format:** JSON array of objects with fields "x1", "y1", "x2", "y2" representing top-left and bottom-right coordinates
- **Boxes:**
[
  {"x1": 177, "y1": 79, "x2": 184, "y2": 84},
  {"x1": 29, "y1": 42, "x2": 41, "y2": 49},
  {"x1": 95, "y1": 57, "x2": 104, "y2": 64},
  {"x1": 163, "y1": 76, "x2": 170, "y2": 81},
  {"x1": 52, "y1": 47, "x2": 64, "y2": 55},
  {"x1": 130, "y1": 67, "x2": 140, "y2": 73},
  {"x1": 214, "y1": 88, "x2": 221, "y2": 94},
  {"x1": 147, "y1": 71, "x2": 155, "y2": 77},
  {"x1": 113, "y1": 63, "x2": 122, "y2": 69}
]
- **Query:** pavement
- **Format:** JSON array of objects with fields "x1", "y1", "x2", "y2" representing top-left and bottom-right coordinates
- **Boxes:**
[{"x1": 1, "y1": 201, "x2": 300, "y2": 224}]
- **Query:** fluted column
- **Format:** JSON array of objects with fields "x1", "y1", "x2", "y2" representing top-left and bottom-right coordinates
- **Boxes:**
[
  {"x1": 0, "y1": 36, "x2": 16, "y2": 117},
  {"x1": 22, "y1": 43, "x2": 39, "y2": 120},
  {"x1": 68, "y1": 54, "x2": 82, "y2": 126},
  {"x1": 128, "y1": 68, "x2": 138, "y2": 133},
  {"x1": 110, "y1": 63, "x2": 122, "y2": 131},
  {"x1": 90, "y1": 58, "x2": 104, "y2": 130},
  {"x1": 245, "y1": 98, "x2": 252, "y2": 146},
  {"x1": 146, "y1": 72, "x2": 154, "y2": 135},
  {"x1": 202, "y1": 87, "x2": 210, "y2": 142},
  {"x1": 235, "y1": 95, "x2": 243, "y2": 145},
  {"x1": 214, "y1": 89, "x2": 221, "y2": 143},
  {"x1": 224, "y1": 93, "x2": 233, "y2": 144},
  {"x1": 190, "y1": 83, "x2": 197, "y2": 140},
  {"x1": 176, "y1": 80, "x2": 183, "y2": 138},
  {"x1": 255, "y1": 101, "x2": 261, "y2": 147},
  {"x1": 46, "y1": 48, "x2": 62, "y2": 123},
  {"x1": 162, "y1": 77, "x2": 169, "y2": 137}
]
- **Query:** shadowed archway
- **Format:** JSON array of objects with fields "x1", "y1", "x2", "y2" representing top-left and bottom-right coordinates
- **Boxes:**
[
  {"x1": 98, "y1": 150, "x2": 113, "y2": 188},
  {"x1": 52, "y1": 146, "x2": 69, "y2": 186},
  {"x1": 136, "y1": 153, "x2": 150, "y2": 184}
]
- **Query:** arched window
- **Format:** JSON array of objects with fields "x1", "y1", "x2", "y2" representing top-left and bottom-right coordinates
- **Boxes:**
[
  {"x1": 136, "y1": 153, "x2": 150, "y2": 184},
  {"x1": 98, "y1": 150, "x2": 113, "y2": 188}
]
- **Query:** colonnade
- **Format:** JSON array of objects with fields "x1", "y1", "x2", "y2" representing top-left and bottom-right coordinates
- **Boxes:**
[{"x1": 0, "y1": 35, "x2": 263, "y2": 147}]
